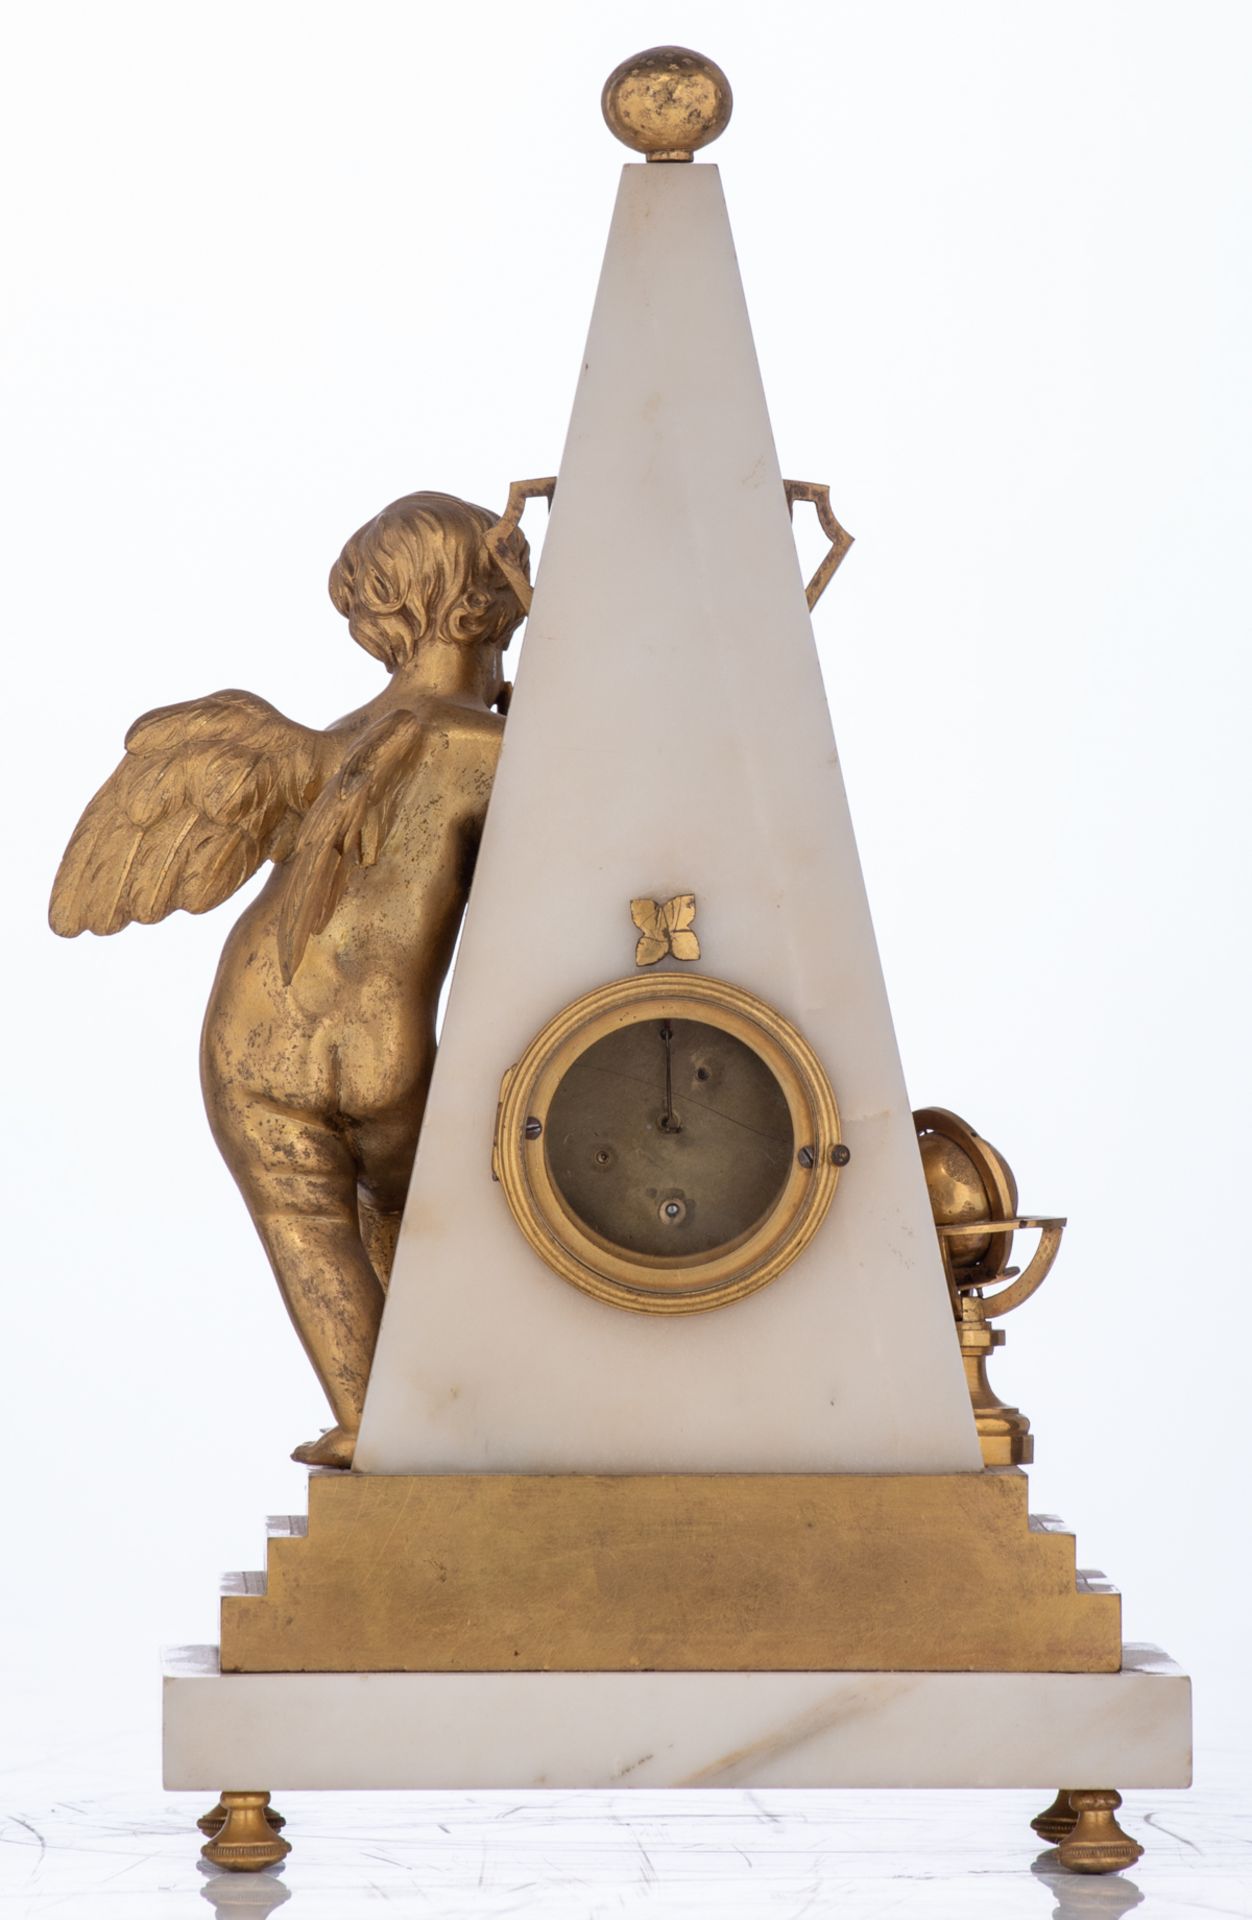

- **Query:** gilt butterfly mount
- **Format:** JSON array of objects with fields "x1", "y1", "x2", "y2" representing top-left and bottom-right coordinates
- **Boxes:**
[{"x1": 631, "y1": 893, "x2": 701, "y2": 967}]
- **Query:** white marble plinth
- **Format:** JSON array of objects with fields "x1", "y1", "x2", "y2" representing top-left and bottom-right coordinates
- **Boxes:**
[{"x1": 163, "y1": 1644, "x2": 1190, "y2": 1792}]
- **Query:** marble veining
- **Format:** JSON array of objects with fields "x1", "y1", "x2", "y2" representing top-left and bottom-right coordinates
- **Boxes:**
[
  {"x1": 162, "y1": 1645, "x2": 1191, "y2": 1793},
  {"x1": 1, "y1": 1703, "x2": 1244, "y2": 1920}
]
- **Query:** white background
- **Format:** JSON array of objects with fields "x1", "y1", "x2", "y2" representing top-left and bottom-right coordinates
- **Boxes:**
[{"x1": 2, "y1": 0, "x2": 1249, "y2": 1865}]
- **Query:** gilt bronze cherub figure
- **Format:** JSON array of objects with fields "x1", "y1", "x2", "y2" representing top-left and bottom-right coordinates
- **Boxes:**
[{"x1": 50, "y1": 491, "x2": 528, "y2": 1468}]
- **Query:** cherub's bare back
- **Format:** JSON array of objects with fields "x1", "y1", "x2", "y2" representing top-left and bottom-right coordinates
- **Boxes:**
[{"x1": 202, "y1": 693, "x2": 502, "y2": 1127}]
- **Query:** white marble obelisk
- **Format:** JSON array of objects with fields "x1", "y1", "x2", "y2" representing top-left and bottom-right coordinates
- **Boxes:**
[{"x1": 356, "y1": 164, "x2": 981, "y2": 1475}]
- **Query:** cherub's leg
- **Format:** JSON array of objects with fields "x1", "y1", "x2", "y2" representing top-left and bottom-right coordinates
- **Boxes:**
[
  {"x1": 354, "y1": 1106, "x2": 422, "y2": 1292},
  {"x1": 358, "y1": 1196, "x2": 402, "y2": 1290},
  {"x1": 215, "y1": 1091, "x2": 385, "y2": 1451}
]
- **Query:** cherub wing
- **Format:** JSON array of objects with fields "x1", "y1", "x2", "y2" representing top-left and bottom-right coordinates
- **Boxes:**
[
  {"x1": 276, "y1": 708, "x2": 436, "y2": 985},
  {"x1": 50, "y1": 689, "x2": 329, "y2": 937}
]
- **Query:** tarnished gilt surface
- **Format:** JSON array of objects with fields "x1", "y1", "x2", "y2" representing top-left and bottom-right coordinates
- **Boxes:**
[
  {"x1": 49, "y1": 492, "x2": 527, "y2": 1467},
  {"x1": 915, "y1": 1108, "x2": 1067, "y2": 1468},
  {"x1": 601, "y1": 47, "x2": 733, "y2": 162},
  {"x1": 544, "y1": 1015, "x2": 794, "y2": 1258},
  {"x1": 219, "y1": 1470, "x2": 1121, "y2": 1675}
]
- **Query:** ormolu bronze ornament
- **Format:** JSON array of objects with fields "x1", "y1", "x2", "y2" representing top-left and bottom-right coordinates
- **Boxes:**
[{"x1": 51, "y1": 492, "x2": 529, "y2": 1468}]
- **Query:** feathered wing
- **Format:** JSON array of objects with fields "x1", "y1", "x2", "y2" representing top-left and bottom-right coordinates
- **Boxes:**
[
  {"x1": 50, "y1": 690, "x2": 330, "y2": 937},
  {"x1": 276, "y1": 708, "x2": 435, "y2": 985}
]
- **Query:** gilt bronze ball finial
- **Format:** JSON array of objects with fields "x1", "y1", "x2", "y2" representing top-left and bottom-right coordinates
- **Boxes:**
[{"x1": 602, "y1": 47, "x2": 733, "y2": 162}]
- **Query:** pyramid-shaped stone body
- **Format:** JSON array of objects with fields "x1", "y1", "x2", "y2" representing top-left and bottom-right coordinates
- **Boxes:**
[{"x1": 357, "y1": 165, "x2": 980, "y2": 1474}]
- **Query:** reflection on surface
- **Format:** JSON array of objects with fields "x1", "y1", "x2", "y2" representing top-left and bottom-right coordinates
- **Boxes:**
[
  {"x1": 1032, "y1": 1852, "x2": 1144, "y2": 1920},
  {"x1": 546, "y1": 1017, "x2": 793, "y2": 1256},
  {"x1": 2, "y1": 1688, "x2": 1236, "y2": 1920},
  {"x1": 199, "y1": 1862, "x2": 290, "y2": 1914}
]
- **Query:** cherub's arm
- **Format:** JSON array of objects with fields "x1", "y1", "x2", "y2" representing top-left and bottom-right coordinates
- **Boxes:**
[{"x1": 50, "y1": 689, "x2": 333, "y2": 937}]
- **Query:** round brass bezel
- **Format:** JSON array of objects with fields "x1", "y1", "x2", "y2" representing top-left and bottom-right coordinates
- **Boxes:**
[{"x1": 495, "y1": 974, "x2": 842, "y2": 1314}]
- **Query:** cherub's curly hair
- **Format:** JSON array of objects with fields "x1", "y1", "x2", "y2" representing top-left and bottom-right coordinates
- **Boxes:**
[{"x1": 329, "y1": 491, "x2": 529, "y2": 671}]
